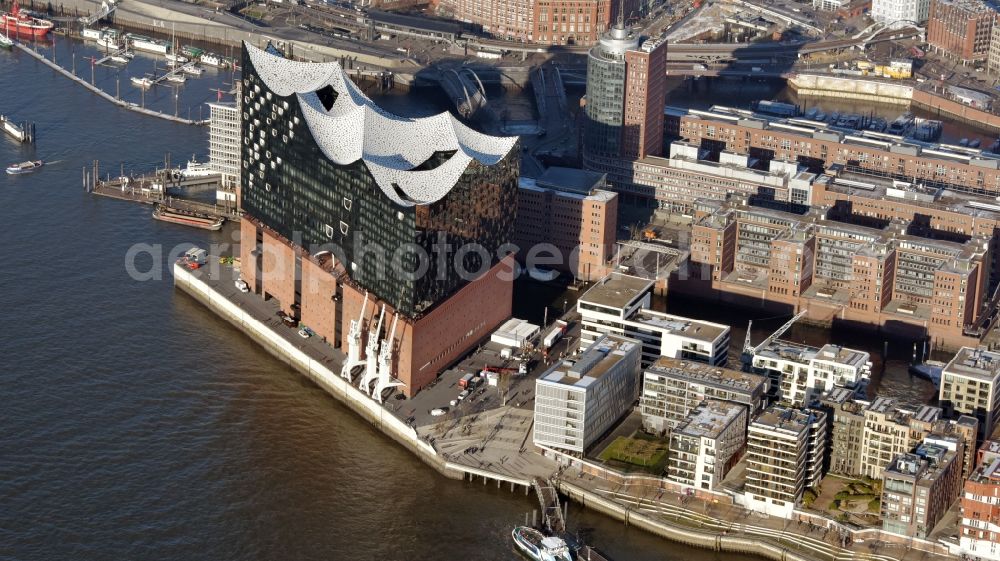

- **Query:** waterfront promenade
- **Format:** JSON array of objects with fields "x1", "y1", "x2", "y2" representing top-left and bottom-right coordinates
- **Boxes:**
[{"x1": 173, "y1": 258, "x2": 961, "y2": 561}]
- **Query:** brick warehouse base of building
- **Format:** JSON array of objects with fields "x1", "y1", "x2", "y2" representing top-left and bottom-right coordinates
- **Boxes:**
[{"x1": 240, "y1": 216, "x2": 515, "y2": 397}]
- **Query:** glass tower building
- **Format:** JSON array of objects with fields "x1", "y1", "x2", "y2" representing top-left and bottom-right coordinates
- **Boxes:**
[{"x1": 239, "y1": 44, "x2": 520, "y2": 318}]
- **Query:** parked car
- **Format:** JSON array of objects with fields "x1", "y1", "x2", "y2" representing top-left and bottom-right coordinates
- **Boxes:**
[
  {"x1": 457, "y1": 389, "x2": 470, "y2": 401},
  {"x1": 430, "y1": 407, "x2": 448, "y2": 416},
  {"x1": 235, "y1": 279, "x2": 250, "y2": 293}
]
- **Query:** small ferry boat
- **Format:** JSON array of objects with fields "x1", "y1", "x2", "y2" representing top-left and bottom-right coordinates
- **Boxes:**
[
  {"x1": 512, "y1": 527, "x2": 573, "y2": 561},
  {"x1": 180, "y1": 45, "x2": 203, "y2": 58},
  {"x1": 181, "y1": 63, "x2": 203, "y2": 76},
  {"x1": 6, "y1": 160, "x2": 43, "y2": 174},
  {"x1": 152, "y1": 205, "x2": 224, "y2": 231},
  {"x1": 130, "y1": 76, "x2": 153, "y2": 88}
]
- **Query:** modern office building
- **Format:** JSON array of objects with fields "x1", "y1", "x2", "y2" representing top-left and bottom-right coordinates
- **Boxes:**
[
  {"x1": 881, "y1": 437, "x2": 964, "y2": 539},
  {"x1": 208, "y1": 99, "x2": 241, "y2": 209},
  {"x1": 667, "y1": 399, "x2": 747, "y2": 490},
  {"x1": 749, "y1": 340, "x2": 871, "y2": 405},
  {"x1": 640, "y1": 357, "x2": 768, "y2": 434},
  {"x1": 940, "y1": 347, "x2": 1000, "y2": 439},
  {"x1": 927, "y1": 0, "x2": 996, "y2": 61},
  {"x1": 686, "y1": 197, "x2": 992, "y2": 350},
  {"x1": 578, "y1": 273, "x2": 731, "y2": 366},
  {"x1": 961, "y1": 456, "x2": 1000, "y2": 560},
  {"x1": 238, "y1": 43, "x2": 520, "y2": 398},
  {"x1": 515, "y1": 167, "x2": 618, "y2": 281},
  {"x1": 532, "y1": 334, "x2": 642, "y2": 453},
  {"x1": 744, "y1": 405, "x2": 827, "y2": 516},
  {"x1": 871, "y1": 0, "x2": 931, "y2": 26},
  {"x1": 583, "y1": 23, "x2": 666, "y2": 184}
]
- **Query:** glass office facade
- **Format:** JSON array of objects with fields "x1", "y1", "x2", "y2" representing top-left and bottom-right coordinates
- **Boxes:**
[{"x1": 240, "y1": 46, "x2": 519, "y2": 318}]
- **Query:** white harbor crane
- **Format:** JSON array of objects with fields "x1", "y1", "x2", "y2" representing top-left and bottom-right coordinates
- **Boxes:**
[
  {"x1": 340, "y1": 291, "x2": 368, "y2": 380},
  {"x1": 740, "y1": 310, "x2": 808, "y2": 367},
  {"x1": 372, "y1": 312, "x2": 404, "y2": 403},
  {"x1": 359, "y1": 304, "x2": 385, "y2": 393}
]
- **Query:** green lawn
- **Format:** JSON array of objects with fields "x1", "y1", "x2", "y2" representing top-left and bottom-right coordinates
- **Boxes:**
[{"x1": 598, "y1": 435, "x2": 669, "y2": 472}]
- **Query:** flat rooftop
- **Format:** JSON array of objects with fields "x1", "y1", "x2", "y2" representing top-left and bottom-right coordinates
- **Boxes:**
[
  {"x1": 675, "y1": 399, "x2": 746, "y2": 439},
  {"x1": 536, "y1": 166, "x2": 606, "y2": 195},
  {"x1": 579, "y1": 273, "x2": 653, "y2": 310},
  {"x1": 646, "y1": 357, "x2": 767, "y2": 394},
  {"x1": 539, "y1": 335, "x2": 637, "y2": 389},
  {"x1": 631, "y1": 310, "x2": 728, "y2": 343},
  {"x1": 751, "y1": 405, "x2": 819, "y2": 435},
  {"x1": 944, "y1": 347, "x2": 1000, "y2": 381}
]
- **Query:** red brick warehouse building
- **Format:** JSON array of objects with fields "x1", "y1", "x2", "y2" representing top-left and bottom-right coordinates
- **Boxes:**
[{"x1": 238, "y1": 43, "x2": 521, "y2": 398}]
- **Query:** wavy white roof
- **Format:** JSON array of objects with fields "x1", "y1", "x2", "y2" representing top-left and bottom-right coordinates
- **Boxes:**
[{"x1": 246, "y1": 43, "x2": 518, "y2": 207}]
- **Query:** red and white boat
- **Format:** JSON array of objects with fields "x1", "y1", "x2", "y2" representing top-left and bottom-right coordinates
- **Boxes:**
[{"x1": 2, "y1": 2, "x2": 53, "y2": 39}]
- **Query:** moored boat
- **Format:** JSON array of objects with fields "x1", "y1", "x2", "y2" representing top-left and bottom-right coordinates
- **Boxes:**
[
  {"x1": 6, "y1": 160, "x2": 43, "y2": 174},
  {"x1": 109, "y1": 52, "x2": 133, "y2": 63},
  {"x1": 165, "y1": 73, "x2": 186, "y2": 83},
  {"x1": 152, "y1": 205, "x2": 224, "y2": 231},
  {"x1": 181, "y1": 63, "x2": 203, "y2": 76},
  {"x1": 130, "y1": 76, "x2": 153, "y2": 88},
  {"x1": 96, "y1": 30, "x2": 122, "y2": 49},
  {"x1": 0, "y1": 32, "x2": 12, "y2": 49},
  {"x1": 81, "y1": 27, "x2": 102, "y2": 41},
  {"x1": 2, "y1": 2, "x2": 53, "y2": 39},
  {"x1": 512, "y1": 527, "x2": 573, "y2": 561},
  {"x1": 127, "y1": 33, "x2": 168, "y2": 54},
  {"x1": 199, "y1": 52, "x2": 225, "y2": 67},
  {"x1": 165, "y1": 52, "x2": 188, "y2": 63}
]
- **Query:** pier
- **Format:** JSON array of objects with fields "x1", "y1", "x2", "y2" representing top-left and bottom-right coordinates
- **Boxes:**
[
  {"x1": 13, "y1": 41, "x2": 207, "y2": 126},
  {"x1": 85, "y1": 162, "x2": 239, "y2": 222},
  {"x1": 1, "y1": 114, "x2": 34, "y2": 143}
]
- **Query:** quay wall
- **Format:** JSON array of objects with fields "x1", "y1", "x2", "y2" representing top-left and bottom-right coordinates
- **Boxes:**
[
  {"x1": 172, "y1": 264, "x2": 464, "y2": 481},
  {"x1": 787, "y1": 74, "x2": 912, "y2": 104},
  {"x1": 789, "y1": 73, "x2": 1000, "y2": 133},
  {"x1": 23, "y1": 0, "x2": 413, "y2": 71}
]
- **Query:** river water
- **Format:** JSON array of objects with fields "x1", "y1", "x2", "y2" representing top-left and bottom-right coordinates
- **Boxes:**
[{"x1": 0, "y1": 37, "x2": 765, "y2": 561}]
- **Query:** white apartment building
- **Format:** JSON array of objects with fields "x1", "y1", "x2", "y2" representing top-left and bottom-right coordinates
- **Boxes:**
[
  {"x1": 871, "y1": 0, "x2": 931, "y2": 27},
  {"x1": 860, "y1": 398, "x2": 943, "y2": 479},
  {"x1": 208, "y1": 100, "x2": 241, "y2": 207},
  {"x1": 744, "y1": 405, "x2": 827, "y2": 517},
  {"x1": 941, "y1": 347, "x2": 1000, "y2": 440},
  {"x1": 640, "y1": 357, "x2": 768, "y2": 434},
  {"x1": 533, "y1": 334, "x2": 642, "y2": 453},
  {"x1": 578, "y1": 273, "x2": 731, "y2": 367},
  {"x1": 668, "y1": 399, "x2": 748, "y2": 490},
  {"x1": 750, "y1": 340, "x2": 872, "y2": 406}
]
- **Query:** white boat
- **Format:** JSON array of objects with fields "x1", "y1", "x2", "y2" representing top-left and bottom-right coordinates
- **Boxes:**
[
  {"x1": 96, "y1": 30, "x2": 122, "y2": 49},
  {"x1": 109, "y1": 52, "x2": 133, "y2": 63},
  {"x1": 179, "y1": 157, "x2": 215, "y2": 178},
  {"x1": 81, "y1": 27, "x2": 102, "y2": 40},
  {"x1": 165, "y1": 52, "x2": 188, "y2": 63},
  {"x1": 165, "y1": 73, "x2": 186, "y2": 83},
  {"x1": 512, "y1": 527, "x2": 572, "y2": 561},
  {"x1": 0, "y1": 32, "x2": 12, "y2": 49},
  {"x1": 6, "y1": 160, "x2": 43, "y2": 175},
  {"x1": 128, "y1": 34, "x2": 169, "y2": 54},
  {"x1": 200, "y1": 52, "x2": 224, "y2": 67},
  {"x1": 181, "y1": 63, "x2": 203, "y2": 76},
  {"x1": 130, "y1": 76, "x2": 153, "y2": 88}
]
